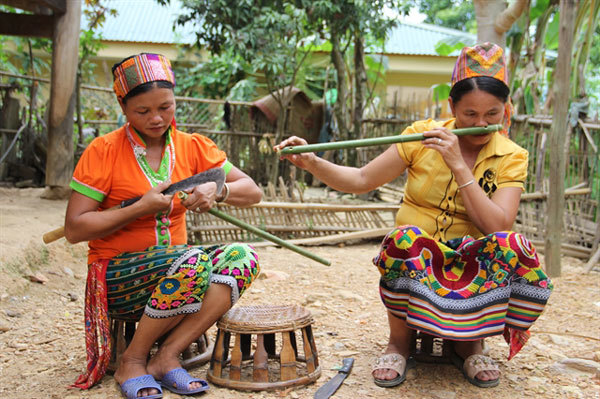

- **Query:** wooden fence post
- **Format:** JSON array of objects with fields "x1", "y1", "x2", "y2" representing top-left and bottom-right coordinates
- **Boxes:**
[
  {"x1": 545, "y1": 0, "x2": 577, "y2": 277},
  {"x1": 42, "y1": 0, "x2": 81, "y2": 199}
]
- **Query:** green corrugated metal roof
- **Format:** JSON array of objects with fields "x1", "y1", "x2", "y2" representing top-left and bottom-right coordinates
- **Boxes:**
[
  {"x1": 92, "y1": 2, "x2": 474, "y2": 55},
  {"x1": 89, "y1": 0, "x2": 196, "y2": 44},
  {"x1": 385, "y1": 21, "x2": 475, "y2": 56}
]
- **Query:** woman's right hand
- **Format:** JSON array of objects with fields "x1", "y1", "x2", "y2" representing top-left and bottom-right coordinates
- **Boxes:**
[
  {"x1": 137, "y1": 181, "x2": 174, "y2": 214},
  {"x1": 273, "y1": 136, "x2": 316, "y2": 170}
]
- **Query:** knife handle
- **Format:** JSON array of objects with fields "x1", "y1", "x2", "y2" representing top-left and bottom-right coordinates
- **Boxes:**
[
  {"x1": 120, "y1": 196, "x2": 142, "y2": 208},
  {"x1": 339, "y1": 358, "x2": 354, "y2": 374}
]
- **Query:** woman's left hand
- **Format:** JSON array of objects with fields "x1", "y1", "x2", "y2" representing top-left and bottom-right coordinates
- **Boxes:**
[
  {"x1": 181, "y1": 182, "x2": 219, "y2": 213},
  {"x1": 422, "y1": 127, "x2": 468, "y2": 172}
]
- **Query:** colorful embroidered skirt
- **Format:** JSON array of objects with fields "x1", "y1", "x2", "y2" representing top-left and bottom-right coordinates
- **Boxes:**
[
  {"x1": 106, "y1": 243, "x2": 259, "y2": 320},
  {"x1": 373, "y1": 225, "x2": 553, "y2": 359},
  {"x1": 73, "y1": 243, "x2": 259, "y2": 389}
]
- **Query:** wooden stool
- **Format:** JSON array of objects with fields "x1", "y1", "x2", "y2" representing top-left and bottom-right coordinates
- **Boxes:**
[
  {"x1": 107, "y1": 318, "x2": 213, "y2": 374},
  {"x1": 207, "y1": 304, "x2": 321, "y2": 391},
  {"x1": 409, "y1": 330, "x2": 453, "y2": 363}
]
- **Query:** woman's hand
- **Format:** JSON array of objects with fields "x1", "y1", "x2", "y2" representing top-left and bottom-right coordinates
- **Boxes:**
[
  {"x1": 180, "y1": 182, "x2": 219, "y2": 213},
  {"x1": 64, "y1": 181, "x2": 175, "y2": 243},
  {"x1": 137, "y1": 181, "x2": 175, "y2": 213},
  {"x1": 422, "y1": 127, "x2": 469, "y2": 173},
  {"x1": 273, "y1": 136, "x2": 317, "y2": 170}
]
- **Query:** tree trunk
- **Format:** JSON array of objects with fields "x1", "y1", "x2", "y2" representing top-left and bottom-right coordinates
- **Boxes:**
[
  {"x1": 76, "y1": 72, "x2": 84, "y2": 146},
  {"x1": 43, "y1": 0, "x2": 81, "y2": 199},
  {"x1": 268, "y1": 86, "x2": 290, "y2": 185},
  {"x1": 330, "y1": 29, "x2": 349, "y2": 164},
  {"x1": 474, "y1": 0, "x2": 528, "y2": 47},
  {"x1": 353, "y1": 35, "x2": 367, "y2": 166},
  {"x1": 545, "y1": 0, "x2": 577, "y2": 277}
]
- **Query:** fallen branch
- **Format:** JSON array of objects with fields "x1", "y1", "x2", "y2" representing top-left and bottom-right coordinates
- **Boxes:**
[{"x1": 531, "y1": 330, "x2": 600, "y2": 341}]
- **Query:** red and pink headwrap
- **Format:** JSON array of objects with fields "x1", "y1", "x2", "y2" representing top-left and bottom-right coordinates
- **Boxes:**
[
  {"x1": 112, "y1": 53, "x2": 176, "y2": 99},
  {"x1": 451, "y1": 42, "x2": 512, "y2": 135}
]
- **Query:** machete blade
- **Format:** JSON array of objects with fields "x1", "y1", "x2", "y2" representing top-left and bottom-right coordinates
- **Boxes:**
[{"x1": 120, "y1": 168, "x2": 226, "y2": 208}]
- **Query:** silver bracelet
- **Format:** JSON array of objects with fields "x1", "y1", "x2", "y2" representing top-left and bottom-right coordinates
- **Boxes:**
[
  {"x1": 216, "y1": 183, "x2": 230, "y2": 203},
  {"x1": 457, "y1": 179, "x2": 475, "y2": 190}
]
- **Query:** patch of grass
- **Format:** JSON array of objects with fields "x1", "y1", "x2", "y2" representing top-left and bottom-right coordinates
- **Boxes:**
[
  {"x1": 3, "y1": 258, "x2": 23, "y2": 276},
  {"x1": 24, "y1": 244, "x2": 49, "y2": 271}
]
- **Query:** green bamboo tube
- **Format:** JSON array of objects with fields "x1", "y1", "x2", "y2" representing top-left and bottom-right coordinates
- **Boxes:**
[
  {"x1": 178, "y1": 191, "x2": 330, "y2": 265},
  {"x1": 208, "y1": 208, "x2": 331, "y2": 266},
  {"x1": 278, "y1": 124, "x2": 503, "y2": 155}
]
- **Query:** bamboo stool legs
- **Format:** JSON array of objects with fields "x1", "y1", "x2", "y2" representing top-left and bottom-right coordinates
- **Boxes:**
[
  {"x1": 107, "y1": 318, "x2": 213, "y2": 374},
  {"x1": 207, "y1": 304, "x2": 321, "y2": 391}
]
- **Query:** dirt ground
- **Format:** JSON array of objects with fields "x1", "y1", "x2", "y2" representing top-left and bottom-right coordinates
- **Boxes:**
[{"x1": 0, "y1": 187, "x2": 599, "y2": 399}]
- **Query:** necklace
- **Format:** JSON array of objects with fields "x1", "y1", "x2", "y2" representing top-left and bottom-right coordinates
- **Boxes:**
[{"x1": 125, "y1": 123, "x2": 176, "y2": 186}]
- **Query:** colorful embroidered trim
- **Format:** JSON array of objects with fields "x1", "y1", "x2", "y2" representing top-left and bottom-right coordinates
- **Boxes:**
[
  {"x1": 113, "y1": 53, "x2": 176, "y2": 98},
  {"x1": 451, "y1": 42, "x2": 508, "y2": 86},
  {"x1": 451, "y1": 42, "x2": 513, "y2": 135},
  {"x1": 373, "y1": 225, "x2": 553, "y2": 359}
]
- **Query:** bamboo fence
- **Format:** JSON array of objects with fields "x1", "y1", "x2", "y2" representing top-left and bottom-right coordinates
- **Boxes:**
[
  {"x1": 186, "y1": 114, "x2": 599, "y2": 265},
  {"x1": 186, "y1": 201, "x2": 398, "y2": 245},
  {"x1": 1, "y1": 72, "x2": 598, "y2": 264}
]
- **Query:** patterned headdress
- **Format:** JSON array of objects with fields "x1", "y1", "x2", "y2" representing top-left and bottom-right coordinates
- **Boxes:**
[
  {"x1": 451, "y1": 42, "x2": 512, "y2": 135},
  {"x1": 112, "y1": 53, "x2": 176, "y2": 99}
]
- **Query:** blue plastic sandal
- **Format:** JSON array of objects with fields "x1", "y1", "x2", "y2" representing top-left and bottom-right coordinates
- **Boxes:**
[
  {"x1": 120, "y1": 374, "x2": 163, "y2": 399},
  {"x1": 159, "y1": 367, "x2": 209, "y2": 395}
]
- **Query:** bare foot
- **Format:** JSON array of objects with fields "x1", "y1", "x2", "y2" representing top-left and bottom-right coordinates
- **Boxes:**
[
  {"x1": 114, "y1": 355, "x2": 160, "y2": 397},
  {"x1": 453, "y1": 340, "x2": 500, "y2": 381},
  {"x1": 147, "y1": 347, "x2": 204, "y2": 391},
  {"x1": 372, "y1": 340, "x2": 411, "y2": 381}
]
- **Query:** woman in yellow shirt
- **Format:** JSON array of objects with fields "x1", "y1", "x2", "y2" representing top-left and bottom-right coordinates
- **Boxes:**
[{"x1": 275, "y1": 43, "x2": 552, "y2": 389}]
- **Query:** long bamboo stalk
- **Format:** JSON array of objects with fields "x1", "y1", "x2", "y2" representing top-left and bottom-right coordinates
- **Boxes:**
[
  {"x1": 178, "y1": 192, "x2": 330, "y2": 265},
  {"x1": 278, "y1": 124, "x2": 503, "y2": 155},
  {"x1": 208, "y1": 208, "x2": 331, "y2": 266}
]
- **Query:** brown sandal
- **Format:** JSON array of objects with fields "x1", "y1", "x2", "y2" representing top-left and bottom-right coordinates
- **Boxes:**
[
  {"x1": 371, "y1": 353, "x2": 415, "y2": 388},
  {"x1": 451, "y1": 352, "x2": 500, "y2": 388}
]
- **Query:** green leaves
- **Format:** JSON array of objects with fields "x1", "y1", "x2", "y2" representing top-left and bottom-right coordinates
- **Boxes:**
[
  {"x1": 434, "y1": 35, "x2": 473, "y2": 56},
  {"x1": 544, "y1": 13, "x2": 560, "y2": 50},
  {"x1": 431, "y1": 83, "x2": 451, "y2": 103}
]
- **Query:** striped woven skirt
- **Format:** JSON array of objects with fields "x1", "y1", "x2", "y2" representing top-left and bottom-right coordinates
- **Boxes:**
[
  {"x1": 373, "y1": 225, "x2": 553, "y2": 358},
  {"x1": 106, "y1": 243, "x2": 259, "y2": 320}
]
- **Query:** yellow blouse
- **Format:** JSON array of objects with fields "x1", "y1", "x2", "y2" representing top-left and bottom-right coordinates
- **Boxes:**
[{"x1": 395, "y1": 118, "x2": 528, "y2": 241}]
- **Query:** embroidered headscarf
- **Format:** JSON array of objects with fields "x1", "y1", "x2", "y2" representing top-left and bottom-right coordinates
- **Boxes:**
[
  {"x1": 112, "y1": 53, "x2": 176, "y2": 99},
  {"x1": 451, "y1": 42, "x2": 512, "y2": 135}
]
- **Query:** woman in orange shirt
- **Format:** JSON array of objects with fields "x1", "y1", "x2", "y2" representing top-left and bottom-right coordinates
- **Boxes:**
[
  {"x1": 275, "y1": 43, "x2": 552, "y2": 389},
  {"x1": 65, "y1": 53, "x2": 262, "y2": 398}
]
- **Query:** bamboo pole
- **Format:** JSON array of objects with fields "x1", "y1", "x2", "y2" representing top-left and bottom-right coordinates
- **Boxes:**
[
  {"x1": 176, "y1": 192, "x2": 330, "y2": 265},
  {"x1": 277, "y1": 125, "x2": 503, "y2": 154},
  {"x1": 208, "y1": 208, "x2": 330, "y2": 266}
]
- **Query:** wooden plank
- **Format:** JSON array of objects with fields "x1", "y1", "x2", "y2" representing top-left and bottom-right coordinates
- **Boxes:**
[
  {"x1": 578, "y1": 118, "x2": 598, "y2": 153},
  {"x1": 0, "y1": 0, "x2": 65, "y2": 14},
  {"x1": 229, "y1": 334, "x2": 242, "y2": 381},
  {"x1": 43, "y1": 0, "x2": 80, "y2": 195},
  {"x1": 521, "y1": 188, "x2": 591, "y2": 201},
  {"x1": 252, "y1": 334, "x2": 269, "y2": 382},
  {"x1": 584, "y1": 247, "x2": 600, "y2": 273},
  {"x1": 301, "y1": 327, "x2": 316, "y2": 373},
  {"x1": 0, "y1": 12, "x2": 54, "y2": 37},
  {"x1": 545, "y1": 0, "x2": 576, "y2": 277},
  {"x1": 280, "y1": 331, "x2": 297, "y2": 381},
  {"x1": 245, "y1": 202, "x2": 400, "y2": 212},
  {"x1": 211, "y1": 330, "x2": 225, "y2": 378},
  {"x1": 39, "y1": 0, "x2": 66, "y2": 13}
]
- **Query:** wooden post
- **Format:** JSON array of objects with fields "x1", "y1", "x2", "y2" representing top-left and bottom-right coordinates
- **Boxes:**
[
  {"x1": 545, "y1": 0, "x2": 577, "y2": 277},
  {"x1": 42, "y1": 0, "x2": 81, "y2": 199}
]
